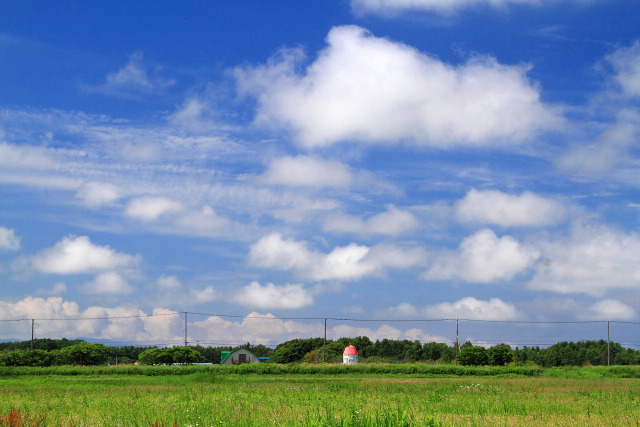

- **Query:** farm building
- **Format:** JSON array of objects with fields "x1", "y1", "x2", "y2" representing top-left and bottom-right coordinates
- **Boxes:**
[
  {"x1": 220, "y1": 348, "x2": 261, "y2": 365},
  {"x1": 343, "y1": 344, "x2": 358, "y2": 364}
]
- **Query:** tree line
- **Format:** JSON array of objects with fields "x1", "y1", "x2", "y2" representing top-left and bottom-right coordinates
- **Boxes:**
[{"x1": 1, "y1": 337, "x2": 638, "y2": 367}]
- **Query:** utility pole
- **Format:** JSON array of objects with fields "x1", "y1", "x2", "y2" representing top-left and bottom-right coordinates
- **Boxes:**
[
  {"x1": 184, "y1": 312, "x2": 188, "y2": 347},
  {"x1": 323, "y1": 318, "x2": 327, "y2": 364},
  {"x1": 607, "y1": 321, "x2": 610, "y2": 366},
  {"x1": 31, "y1": 319, "x2": 34, "y2": 351},
  {"x1": 455, "y1": 318, "x2": 459, "y2": 365}
]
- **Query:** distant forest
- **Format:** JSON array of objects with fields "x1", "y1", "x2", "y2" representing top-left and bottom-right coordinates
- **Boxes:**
[{"x1": 1, "y1": 337, "x2": 639, "y2": 367}]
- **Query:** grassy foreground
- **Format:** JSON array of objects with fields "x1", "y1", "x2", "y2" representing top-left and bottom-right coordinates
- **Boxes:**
[{"x1": 1, "y1": 365, "x2": 639, "y2": 426}]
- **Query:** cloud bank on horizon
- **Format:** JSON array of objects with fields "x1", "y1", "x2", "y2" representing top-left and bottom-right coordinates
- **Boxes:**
[{"x1": 1, "y1": 0, "x2": 639, "y2": 348}]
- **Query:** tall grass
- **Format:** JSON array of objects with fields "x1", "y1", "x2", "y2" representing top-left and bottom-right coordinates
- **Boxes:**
[{"x1": 1, "y1": 373, "x2": 639, "y2": 426}]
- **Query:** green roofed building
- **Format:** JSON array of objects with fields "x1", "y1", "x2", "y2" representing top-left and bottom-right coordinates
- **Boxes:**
[{"x1": 220, "y1": 348, "x2": 261, "y2": 365}]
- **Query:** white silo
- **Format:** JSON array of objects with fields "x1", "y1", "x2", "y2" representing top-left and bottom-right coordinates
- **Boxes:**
[{"x1": 343, "y1": 344, "x2": 358, "y2": 364}]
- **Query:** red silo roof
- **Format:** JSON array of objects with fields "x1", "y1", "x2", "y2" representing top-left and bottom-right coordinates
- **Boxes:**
[{"x1": 343, "y1": 345, "x2": 358, "y2": 356}]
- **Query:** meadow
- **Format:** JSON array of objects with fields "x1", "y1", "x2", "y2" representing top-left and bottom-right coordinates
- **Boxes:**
[{"x1": 1, "y1": 365, "x2": 639, "y2": 426}]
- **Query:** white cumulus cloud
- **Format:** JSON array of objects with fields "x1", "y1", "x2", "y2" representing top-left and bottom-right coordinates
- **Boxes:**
[
  {"x1": 423, "y1": 297, "x2": 522, "y2": 321},
  {"x1": 81, "y1": 272, "x2": 133, "y2": 295},
  {"x1": 577, "y1": 299, "x2": 636, "y2": 321},
  {"x1": 75, "y1": 181, "x2": 120, "y2": 207},
  {"x1": 168, "y1": 96, "x2": 220, "y2": 133},
  {"x1": 557, "y1": 110, "x2": 640, "y2": 175},
  {"x1": 174, "y1": 206, "x2": 232, "y2": 236},
  {"x1": 455, "y1": 189, "x2": 565, "y2": 227},
  {"x1": 47, "y1": 282, "x2": 68, "y2": 295},
  {"x1": 528, "y1": 297, "x2": 637, "y2": 322},
  {"x1": 259, "y1": 155, "x2": 352, "y2": 188},
  {"x1": 249, "y1": 232, "x2": 424, "y2": 281},
  {"x1": 329, "y1": 323, "x2": 450, "y2": 343},
  {"x1": 607, "y1": 40, "x2": 640, "y2": 98},
  {"x1": 0, "y1": 142, "x2": 55, "y2": 170},
  {"x1": 191, "y1": 286, "x2": 218, "y2": 304},
  {"x1": 424, "y1": 228, "x2": 540, "y2": 283},
  {"x1": 381, "y1": 297, "x2": 523, "y2": 321},
  {"x1": 1, "y1": 296, "x2": 80, "y2": 320},
  {"x1": 136, "y1": 308, "x2": 184, "y2": 343},
  {"x1": 156, "y1": 274, "x2": 182, "y2": 291},
  {"x1": 233, "y1": 281, "x2": 314, "y2": 309},
  {"x1": 528, "y1": 223, "x2": 640, "y2": 296},
  {"x1": 0, "y1": 297, "x2": 150, "y2": 340},
  {"x1": 248, "y1": 232, "x2": 316, "y2": 272},
  {"x1": 235, "y1": 25, "x2": 560, "y2": 148},
  {"x1": 0, "y1": 227, "x2": 21, "y2": 251},
  {"x1": 324, "y1": 205, "x2": 419, "y2": 236},
  {"x1": 191, "y1": 312, "x2": 323, "y2": 346},
  {"x1": 26, "y1": 235, "x2": 138, "y2": 274},
  {"x1": 125, "y1": 196, "x2": 183, "y2": 221}
]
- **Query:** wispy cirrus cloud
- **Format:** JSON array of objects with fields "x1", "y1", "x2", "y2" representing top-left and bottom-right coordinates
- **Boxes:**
[
  {"x1": 82, "y1": 51, "x2": 175, "y2": 98},
  {"x1": 351, "y1": 0, "x2": 598, "y2": 15}
]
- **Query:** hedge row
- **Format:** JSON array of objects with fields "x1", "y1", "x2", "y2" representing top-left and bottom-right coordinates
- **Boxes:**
[
  {"x1": 0, "y1": 363, "x2": 544, "y2": 377},
  {"x1": 4, "y1": 363, "x2": 640, "y2": 378}
]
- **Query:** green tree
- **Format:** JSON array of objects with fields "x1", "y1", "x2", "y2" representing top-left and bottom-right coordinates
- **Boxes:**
[
  {"x1": 302, "y1": 348, "x2": 324, "y2": 364},
  {"x1": 20, "y1": 349, "x2": 55, "y2": 367},
  {"x1": 404, "y1": 340, "x2": 423, "y2": 362},
  {"x1": 166, "y1": 346, "x2": 205, "y2": 364},
  {"x1": 138, "y1": 347, "x2": 204, "y2": 365},
  {"x1": 61, "y1": 343, "x2": 108, "y2": 365},
  {"x1": 138, "y1": 348, "x2": 164, "y2": 365},
  {"x1": 107, "y1": 345, "x2": 150, "y2": 364},
  {"x1": 615, "y1": 348, "x2": 640, "y2": 365},
  {"x1": 423, "y1": 342, "x2": 452, "y2": 362},
  {"x1": 457, "y1": 345, "x2": 488, "y2": 366},
  {"x1": 271, "y1": 338, "x2": 325, "y2": 364},
  {"x1": 487, "y1": 344, "x2": 513, "y2": 366}
]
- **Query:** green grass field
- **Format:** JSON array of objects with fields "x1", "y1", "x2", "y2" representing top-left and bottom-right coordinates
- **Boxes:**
[{"x1": 1, "y1": 365, "x2": 639, "y2": 426}]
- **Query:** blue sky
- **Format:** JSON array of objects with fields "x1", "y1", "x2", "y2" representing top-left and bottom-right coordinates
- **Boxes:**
[{"x1": 1, "y1": 0, "x2": 640, "y2": 348}]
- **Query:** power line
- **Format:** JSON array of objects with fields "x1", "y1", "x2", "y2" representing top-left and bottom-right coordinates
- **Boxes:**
[
  {"x1": 2, "y1": 311, "x2": 639, "y2": 352},
  {"x1": 0, "y1": 312, "x2": 180, "y2": 322}
]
